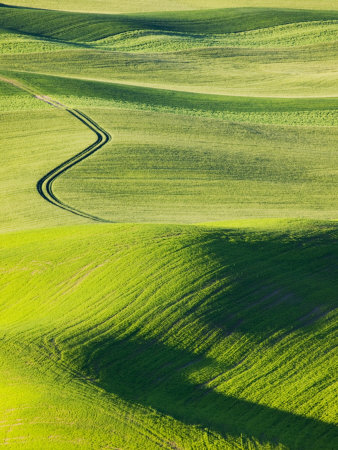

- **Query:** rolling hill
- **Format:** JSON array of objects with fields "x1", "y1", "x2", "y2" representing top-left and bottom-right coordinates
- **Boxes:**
[
  {"x1": 1, "y1": 220, "x2": 337, "y2": 448},
  {"x1": 0, "y1": 1, "x2": 337, "y2": 449}
]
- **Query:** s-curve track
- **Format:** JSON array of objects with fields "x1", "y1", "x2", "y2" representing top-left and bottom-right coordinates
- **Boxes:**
[
  {"x1": 36, "y1": 108, "x2": 112, "y2": 222},
  {"x1": 1, "y1": 77, "x2": 112, "y2": 222}
]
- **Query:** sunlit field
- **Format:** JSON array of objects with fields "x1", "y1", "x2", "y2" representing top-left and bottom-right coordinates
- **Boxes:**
[{"x1": 0, "y1": 1, "x2": 337, "y2": 448}]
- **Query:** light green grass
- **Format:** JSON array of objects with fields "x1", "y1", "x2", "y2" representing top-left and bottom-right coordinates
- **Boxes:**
[
  {"x1": 0, "y1": 79, "x2": 93, "y2": 232},
  {"x1": 1, "y1": 5, "x2": 337, "y2": 97},
  {"x1": 53, "y1": 108, "x2": 338, "y2": 223},
  {"x1": 4, "y1": 71, "x2": 338, "y2": 124},
  {"x1": 2, "y1": 43, "x2": 336, "y2": 98},
  {"x1": 93, "y1": 21, "x2": 338, "y2": 53},
  {"x1": 1, "y1": 6, "x2": 338, "y2": 42},
  {"x1": 3, "y1": 0, "x2": 338, "y2": 13},
  {"x1": 2, "y1": 21, "x2": 337, "y2": 55},
  {"x1": 1, "y1": 73, "x2": 337, "y2": 227},
  {"x1": 0, "y1": 30, "x2": 78, "y2": 55},
  {"x1": 0, "y1": 220, "x2": 337, "y2": 448},
  {"x1": 1, "y1": 43, "x2": 337, "y2": 99},
  {"x1": 0, "y1": 2, "x2": 337, "y2": 448}
]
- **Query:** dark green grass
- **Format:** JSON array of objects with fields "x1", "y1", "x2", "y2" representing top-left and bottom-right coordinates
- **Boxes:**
[
  {"x1": 5, "y1": 70, "x2": 338, "y2": 114},
  {"x1": 1, "y1": 5, "x2": 338, "y2": 42},
  {"x1": 1, "y1": 6, "x2": 337, "y2": 98},
  {"x1": 0, "y1": 3, "x2": 337, "y2": 448},
  {"x1": 0, "y1": 220, "x2": 337, "y2": 448}
]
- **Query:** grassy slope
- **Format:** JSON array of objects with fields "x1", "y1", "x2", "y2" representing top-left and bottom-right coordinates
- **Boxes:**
[
  {"x1": 2, "y1": 45, "x2": 337, "y2": 98},
  {"x1": 2, "y1": 22, "x2": 337, "y2": 54},
  {"x1": 1, "y1": 220, "x2": 337, "y2": 449},
  {"x1": 0, "y1": 79, "x2": 93, "y2": 232},
  {"x1": 0, "y1": 2, "x2": 337, "y2": 449},
  {"x1": 91, "y1": 21, "x2": 338, "y2": 52},
  {"x1": 1, "y1": 6, "x2": 337, "y2": 97},
  {"x1": 2, "y1": 0, "x2": 338, "y2": 13},
  {"x1": 1, "y1": 71, "x2": 336, "y2": 224},
  {"x1": 1, "y1": 5, "x2": 338, "y2": 41},
  {"x1": 5, "y1": 70, "x2": 338, "y2": 117},
  {"x1": 56, "y1": 107, "x2": 337, "y2": 222}
]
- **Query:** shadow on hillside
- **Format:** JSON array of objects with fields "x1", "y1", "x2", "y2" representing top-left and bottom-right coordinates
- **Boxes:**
[
  {"x1": 78, "y1": 335, "x2": 337, "y2": 449},
  {"x1": 142, "y1": 226, "x2": 338, "y2": 344},
  {"x1": 65, "y1": 225, "x2": 337, "y2": 448},
  {"x1": 187, "y1": 227, "x2": 338, "y2": 336}
]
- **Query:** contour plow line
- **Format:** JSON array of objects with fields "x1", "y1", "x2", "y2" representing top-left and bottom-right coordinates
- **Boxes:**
[{"x1": 1, "y1": 76, "x2": 112, "y2": 222}]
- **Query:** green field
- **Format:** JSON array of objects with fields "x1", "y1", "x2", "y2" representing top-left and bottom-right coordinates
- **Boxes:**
[
  {"x1": 0, "y1": 1, "x2": 337, "y2": 449},
  {"x1": 3, "y1": 0, "x2": 338, "y2": 13}
]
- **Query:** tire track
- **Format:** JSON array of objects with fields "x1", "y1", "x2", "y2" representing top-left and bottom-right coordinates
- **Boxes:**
[
  {"x1": 1, "y1": 76, "x2": 111, "y2": 222},
  {"x1": 36, "y1": 108, "x2": 112, "y2": 222}
]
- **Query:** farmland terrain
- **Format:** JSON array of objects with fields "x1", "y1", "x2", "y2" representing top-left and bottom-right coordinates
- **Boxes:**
[{"x1": 0, "y1": 1, "x2": 337, "y2": 449}]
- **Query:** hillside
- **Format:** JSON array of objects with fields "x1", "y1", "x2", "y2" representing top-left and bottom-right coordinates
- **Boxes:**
[
  {"x1": 1, "y1": 220, "x2": 337, "y2": 448},
  {"x1": 2, "y1": 0, "x2": 338, "y2": 13},
  {"x1": 1, "y1": 72, "x2": 337, "y2": 226},
  {"x1": 0, "y1": 1, "x2": 337, "y2": 449},
  {"x1": 1, "y1": 5, "x2": 338, "y2": 97}
]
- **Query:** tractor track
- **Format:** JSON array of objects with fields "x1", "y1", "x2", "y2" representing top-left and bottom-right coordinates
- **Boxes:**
[
  {"x1": 36, "y1": 108, "x2": 112, "y2": 222},
  {"x1": 1, "y1": 76, "x2": 111, "y2": 222}
]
